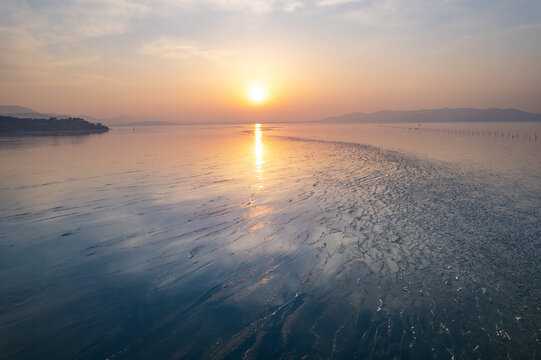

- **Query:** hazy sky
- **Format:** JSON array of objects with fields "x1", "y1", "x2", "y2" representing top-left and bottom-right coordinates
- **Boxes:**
[{"x1": 1, "y1": 0, "x2": 540, "y2": 122}]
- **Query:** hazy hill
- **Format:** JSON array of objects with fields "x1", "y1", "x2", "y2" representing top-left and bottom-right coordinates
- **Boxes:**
[
  {"x1": 0, "y1": 105, "x2": 36, "y2": 114},
  {"x1": 0, "y1": 105, "x2": 71, "y2": 119},
  {"x1": 317, "y1": 108, "x2": 541, "y2": 123},
  {"x1": 0, "y1": 106, "x2": 169, "y2": 126}
]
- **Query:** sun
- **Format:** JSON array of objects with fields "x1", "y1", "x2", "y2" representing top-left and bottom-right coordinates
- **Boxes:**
[{"x1": 247, "y1": 84, "x2": 268, "y2": 105}]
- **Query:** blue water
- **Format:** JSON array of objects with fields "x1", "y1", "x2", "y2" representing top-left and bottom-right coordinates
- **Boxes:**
[{"x1": 1, "y1": 124, "x2": 540, "y2": 359}]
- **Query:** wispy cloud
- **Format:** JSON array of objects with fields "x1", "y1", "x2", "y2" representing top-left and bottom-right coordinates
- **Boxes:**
[
  {"x1": 203, "y1": 0, "x2": 274, "y2": 13},
  {"x1": 1, "y1": 0, "x2": 309, "y2": 47},
  {"x1": 501, "y1": 22, "x2": 541, "y2": 34},
  {"x1": 140, "y1": 38, "x2": 235, "y2": 66},
  {"x1": 202, "y1": 0, "x2": 307, "y2": 13},
  {"x1": 0, "y1": 24, "x2": 112, "y2": 86},
  {"x1": 339, "y1": 0, "x2": 427, "y2": 28},
  {"x1": 283, "y1": 1, "x2": 305, "y2": 12},
  {"x1": 316, "y1": 0, "x2": 359, "y2": 7},
  {"x1": 3, "y1": 0, "x2": 151, "y2": 43}
]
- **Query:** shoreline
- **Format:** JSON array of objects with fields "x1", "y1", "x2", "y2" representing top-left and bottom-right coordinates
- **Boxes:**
[{"x1": 0, "y1": 129, "x2": 109, "y2": 136}]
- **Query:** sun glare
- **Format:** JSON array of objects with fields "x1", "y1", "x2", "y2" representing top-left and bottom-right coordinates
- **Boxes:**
[{"x1": 247, "y1": 84, "x2": 268, "y2": 105}]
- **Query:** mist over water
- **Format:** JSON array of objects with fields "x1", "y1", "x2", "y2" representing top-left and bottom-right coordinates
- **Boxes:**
[{"x1": 1, "y1": 123, "x2": 540, "y2": 359}]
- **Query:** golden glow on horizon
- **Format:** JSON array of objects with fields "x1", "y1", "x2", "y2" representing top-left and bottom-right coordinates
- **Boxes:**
[
  {"x1": 3, "y1": 2, "x2": 541, "y2": 120},
  {"x1": 247, "y1": 84, "x2": 268, "y2": 105}
]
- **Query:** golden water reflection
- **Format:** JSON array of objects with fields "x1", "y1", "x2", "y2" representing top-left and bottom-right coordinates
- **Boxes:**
[
  {"x1": 254, "y1": 123, "x2": 263, "y2": 181},
  {"x1": 250, "y1": 123, "x2": 268, "y2": 229}
]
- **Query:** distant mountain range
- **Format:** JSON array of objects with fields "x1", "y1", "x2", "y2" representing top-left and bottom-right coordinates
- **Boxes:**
[
  {"x1": 2, "y1": 105, "x2": 541, "y2": 125},
  {"x1": 0, "y1": 105, "x2": 72, "y2": 120},
  {"x1": 316, "y1": 108, "x2": 541, "y2": 123}
]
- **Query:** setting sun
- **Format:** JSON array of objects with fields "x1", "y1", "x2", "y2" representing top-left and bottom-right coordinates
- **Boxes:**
[{"x1": 247, "y1": 84, "x2": 268, "y2": 105}]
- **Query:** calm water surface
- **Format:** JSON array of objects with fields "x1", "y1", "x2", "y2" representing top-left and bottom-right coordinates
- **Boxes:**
[{"x1": 1, "y1": 123, "x2": 540, "y2": 359}]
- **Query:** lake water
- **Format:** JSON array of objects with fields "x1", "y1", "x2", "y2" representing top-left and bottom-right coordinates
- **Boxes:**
[{"x1": 1, "y1": 123, "x2": 540, "y2": 359}]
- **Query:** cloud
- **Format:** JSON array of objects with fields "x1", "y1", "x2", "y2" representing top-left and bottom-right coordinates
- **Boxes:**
[
  {"x1": 140, "y1": 38, "x2": 235, "y2": 66},
  {"x1": 338, "y1": 0, "x2": 456, "y2": 29},
  {"x1": 1, "y1": 0, "x2": 309, "y2": 47},
  {"x1": 283, "y1": 1, "x2": 305, "y2": 12},
  {"x1": 502, "y1": 22, "x2": 541, "y2": 34},
  {"x1": 197, "y1": 0, "x2": 306, "y2": 13},
  {"x1": 0, "y1": 24, "x2": 112, "y2": 87},
  {"x1": 203, "y1": 0, "x2": 274, "y2": 13},
  {"x1": 2, "y1": 0, "x2": 151, "y2": 43},
  {"x1": 316, "y1": 0, "x2": 359, "y2": 7}
]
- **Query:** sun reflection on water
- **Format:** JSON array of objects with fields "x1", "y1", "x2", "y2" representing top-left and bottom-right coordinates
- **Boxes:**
[
  {"x1": 249, "y1": 123, "x2": 268, "y2": 229},
  {"x1": 254, "y1": 123, "x2": 263, "y2": 181}
]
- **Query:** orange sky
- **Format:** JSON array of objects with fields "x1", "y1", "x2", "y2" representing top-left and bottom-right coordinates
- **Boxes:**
[{"x1": 1, "y1": 0, "x2": 540, "y2": 122}]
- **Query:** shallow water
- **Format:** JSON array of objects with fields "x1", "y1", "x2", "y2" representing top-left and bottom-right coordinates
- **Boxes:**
[{"x1": 1, "y1": 123, "x2": 540, "y2": 359}]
